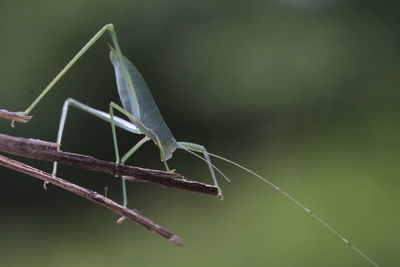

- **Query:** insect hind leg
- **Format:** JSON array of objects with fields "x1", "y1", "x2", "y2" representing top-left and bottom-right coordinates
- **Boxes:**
[
  {"x1": 51, "y1": 98, "x2": 72, "y2": 178},
  {"x1": 52, "y1": 98, "x2": 140, "y2": 176}
]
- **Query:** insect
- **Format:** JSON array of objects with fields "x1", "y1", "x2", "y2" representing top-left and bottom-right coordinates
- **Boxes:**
[{"x1": 11, "y1": 24, "x2": 378, "y2": 266}]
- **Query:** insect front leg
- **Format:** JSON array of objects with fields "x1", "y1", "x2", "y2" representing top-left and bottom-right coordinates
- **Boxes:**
[{"x1": 178, "y1": 142, "x2": 222, "y2": 198}]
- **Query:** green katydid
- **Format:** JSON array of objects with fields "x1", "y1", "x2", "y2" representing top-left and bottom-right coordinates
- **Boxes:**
[{"x1": 13, "y1": 24, "x2": 378, "y2": 266}]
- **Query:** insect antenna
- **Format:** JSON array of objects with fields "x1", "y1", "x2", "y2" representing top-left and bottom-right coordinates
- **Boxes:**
[
  {"x1": 178, "y1": 146, "x2": 231, "y2": 183},
  {"x1": 186, "y1": 148, "x2": 379, "y2": 267}
]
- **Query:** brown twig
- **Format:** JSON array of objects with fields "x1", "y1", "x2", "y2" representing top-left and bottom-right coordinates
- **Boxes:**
[
  {"x1": 0, "y1": 133, "x2": 219, "y2": 196},
  {"x1": 0, "y1": 154, "x2": 182, "y2": 246},
  {"x1": 0, "y1": 109, "x2": 32, "y2": 123}
]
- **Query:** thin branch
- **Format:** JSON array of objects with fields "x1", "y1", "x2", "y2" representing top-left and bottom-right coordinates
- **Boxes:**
[
  {"x1": 0, "y1": 133, "x2": 219, "y2": 197},
  {"x1": 0, "y1": 154, "x2": 182, "y2": 246},
  {"x1": 0, "y1": 109, "x2": 32, "y2": 123}
]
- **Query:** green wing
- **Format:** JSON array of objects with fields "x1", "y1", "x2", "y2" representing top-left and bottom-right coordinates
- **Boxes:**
[
  {"x1": 109, "y1": 47, "x2": 141, "y2": 119},
  {"x1": 109, "y1": 47, "x2": 178, "y2": 161}
]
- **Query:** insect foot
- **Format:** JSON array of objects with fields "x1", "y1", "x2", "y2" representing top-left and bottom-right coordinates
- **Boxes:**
[{"x1": 116, "y1": 216, "x2": 127, "y2": 224}]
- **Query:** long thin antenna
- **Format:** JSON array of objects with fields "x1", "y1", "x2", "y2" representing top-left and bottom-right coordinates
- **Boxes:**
[
  {"x1": 187, "y1": 148, "x2": 379, "y2": 267},
  {"x1": 179, "y1": 146, "x2": 230, "y2": 183}
]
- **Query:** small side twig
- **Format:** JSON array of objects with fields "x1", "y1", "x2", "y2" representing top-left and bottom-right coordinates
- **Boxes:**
[
  {"x1": 0, "y1": 154, "x2": 183, "y2": 246},
  {"x1": 0, "y1": 109, "x2": 32, "y2": 123},
  {"x1": 0, "y1": 133, "x2": 219, "y2": 196}
]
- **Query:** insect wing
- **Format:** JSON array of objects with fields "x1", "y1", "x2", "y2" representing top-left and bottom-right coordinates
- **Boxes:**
[{"x1": 110, "y1": 48, "x2": 141, "y2": 120}]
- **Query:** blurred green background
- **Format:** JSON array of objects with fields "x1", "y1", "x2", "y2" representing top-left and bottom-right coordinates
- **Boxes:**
[{"x1": 0, "y1": 0, "x2": 398, "y2": 266}]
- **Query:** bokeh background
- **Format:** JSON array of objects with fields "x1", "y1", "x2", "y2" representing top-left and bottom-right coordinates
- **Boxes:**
[{"x1": 0, "y1": 0, "x2": 398, "y2": 266}]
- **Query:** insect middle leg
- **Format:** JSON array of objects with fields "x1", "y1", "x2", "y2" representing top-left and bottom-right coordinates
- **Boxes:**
[
  {"x1": 109, "y1": 103, "x2": 150, "y2": 207},
  {"x1": 52, "y1": 98, "x2": 148, "y2": 207}
]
